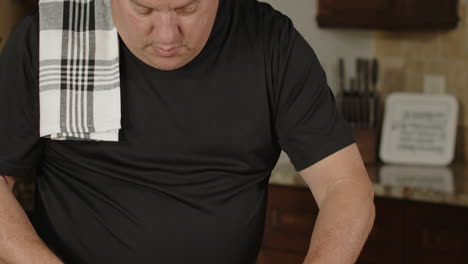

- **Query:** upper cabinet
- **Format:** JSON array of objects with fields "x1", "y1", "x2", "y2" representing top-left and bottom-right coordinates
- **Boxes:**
[{"x1": 316, "y1": 0, "x2": 460, "y2": 30}]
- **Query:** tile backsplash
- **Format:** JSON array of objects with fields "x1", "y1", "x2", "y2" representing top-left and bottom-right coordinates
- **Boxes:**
[{"x1": 374, "y1": 2, "x2": 468, "y2": 162}]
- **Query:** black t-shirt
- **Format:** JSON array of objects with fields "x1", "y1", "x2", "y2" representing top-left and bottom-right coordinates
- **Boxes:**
[{"x1": 0, "y1": 0, "x2": 354, "y2": 263}]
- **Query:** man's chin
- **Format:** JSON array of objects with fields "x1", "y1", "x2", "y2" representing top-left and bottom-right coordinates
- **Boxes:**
[{"x1": 146, "y1": 56, "x2": 191, "y2": 71}]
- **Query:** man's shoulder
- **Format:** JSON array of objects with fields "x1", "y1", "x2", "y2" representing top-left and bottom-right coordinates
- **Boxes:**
[
  {"x1": 242, "y1": 0, "x2": 295, "y2": 48},
  {"x1": 253, "y1": 1, "x2": 292, "y2": 28},
  {"x1": 245, "y1": 1, "x2": 296, "y2": 54},
  {"x1": 230, "y1": 0, "x2": 294, "y2": 48}
]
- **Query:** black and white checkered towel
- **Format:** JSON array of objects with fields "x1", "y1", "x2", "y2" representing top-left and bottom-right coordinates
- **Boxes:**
[{"x1": 39, "y1": 0, "x2": 121, "y2": 141}]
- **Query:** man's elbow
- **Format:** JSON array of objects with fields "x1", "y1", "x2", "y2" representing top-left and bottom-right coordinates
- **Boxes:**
[
  {"x1": 341, "y1": 174, "x2": 375, "y2": 205},
  {"x1": 365, "y1": 178, "x2": 375, "y2": 206},
  {"x1": 360, "y1": 174, "x2": 375, "y2": 202},
  {"x1": 362, "y1": 179, "x2": 376, "y2": 230},
  {"x1": 345, "y1": 177, "x2": 375, "y2": 228}
]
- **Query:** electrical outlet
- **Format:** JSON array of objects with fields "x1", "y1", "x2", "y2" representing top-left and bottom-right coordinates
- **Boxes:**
[{"x1": 424, "y1": 74, "x2": 446, "y2": 94}]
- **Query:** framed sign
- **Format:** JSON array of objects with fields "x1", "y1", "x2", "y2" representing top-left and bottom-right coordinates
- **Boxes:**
[{"x1": 379, "y1": 93, "x2": 458, "y2": 166}]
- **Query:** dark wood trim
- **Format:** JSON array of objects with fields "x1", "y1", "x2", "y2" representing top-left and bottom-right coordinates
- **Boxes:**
[{"x1": 317, "y1": 0, "x2": 460, "y2": 30}]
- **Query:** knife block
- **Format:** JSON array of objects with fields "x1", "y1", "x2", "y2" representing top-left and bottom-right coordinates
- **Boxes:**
[{"x1": 352, "y1": 127, "x2": 378, "y2": 164}]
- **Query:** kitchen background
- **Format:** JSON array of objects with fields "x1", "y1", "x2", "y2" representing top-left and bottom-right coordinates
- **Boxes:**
[{"x1": 2, "y1": 0, "x2": 468, "y2": 263}]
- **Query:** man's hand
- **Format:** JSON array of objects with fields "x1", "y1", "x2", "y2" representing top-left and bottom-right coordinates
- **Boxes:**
[{"x1": 0, "y1": 175, "x2": 16, "y2": 192}]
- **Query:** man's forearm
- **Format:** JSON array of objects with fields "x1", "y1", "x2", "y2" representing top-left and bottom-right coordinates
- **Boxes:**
[
  {"x1": 304, "y1": 181, "x2": 375, "y2": 264},
  {"x1": 0, "y1": 177, "x2": 63, "y2": 264}
]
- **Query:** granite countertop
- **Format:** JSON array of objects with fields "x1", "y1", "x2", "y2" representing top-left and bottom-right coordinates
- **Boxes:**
[{"x1": 269, "y1": 158, "x2": 468, "y2": 208}]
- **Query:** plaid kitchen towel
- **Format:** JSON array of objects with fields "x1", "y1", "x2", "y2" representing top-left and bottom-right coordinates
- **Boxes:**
[{"x1": 39, "y1": 0, "x2": 121, "y2": 141}]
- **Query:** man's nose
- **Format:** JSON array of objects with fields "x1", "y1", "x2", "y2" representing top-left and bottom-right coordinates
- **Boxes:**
[{"x1": 153, "y1": 12, "x2": 180, "y2": 45}]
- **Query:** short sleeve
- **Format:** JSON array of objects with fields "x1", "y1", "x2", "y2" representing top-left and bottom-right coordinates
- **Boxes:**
[
  {"x1": 0, "y1": 11, "x2": 44, "y2": 178},
  {"x1": 263, "y1": 9, "x2": 355, "y2": 172}
]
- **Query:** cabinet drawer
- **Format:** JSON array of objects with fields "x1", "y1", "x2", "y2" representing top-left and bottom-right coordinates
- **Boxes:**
[{"x1": 405, "y1": 202, "x2": 468, "y2": 264}]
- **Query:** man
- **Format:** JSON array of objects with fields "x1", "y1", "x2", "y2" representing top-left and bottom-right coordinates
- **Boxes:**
[{"x1": 0, "y1": 0, "x2": 375, "y2": 263}]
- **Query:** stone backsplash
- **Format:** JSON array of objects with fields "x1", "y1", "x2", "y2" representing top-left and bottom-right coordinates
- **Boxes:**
[{"x1": 374, "y1": 2, "x2": 468, "y2": 162}]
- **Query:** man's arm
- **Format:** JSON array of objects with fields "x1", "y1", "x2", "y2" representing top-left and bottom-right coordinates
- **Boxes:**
[
  {"x1": 0, "y1": 176, "x2": 63, "y2": 264},
  {"x1": 299, "y1": 143, "x2": 375, "y2": 264}
]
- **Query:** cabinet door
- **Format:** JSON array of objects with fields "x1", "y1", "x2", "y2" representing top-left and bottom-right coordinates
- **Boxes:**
[
  {"x1": 261, "y1": 184, "x2": 318, "y2": 255},
  {"x1": 405, "y1": 202, "x2": 468, "y2": 264},
  {"x1": 260, "y1": 186, "x2": 404, "y2": 264},
  {"x1": 357, "y1": 198, "x2": 404, "y2": 264}
]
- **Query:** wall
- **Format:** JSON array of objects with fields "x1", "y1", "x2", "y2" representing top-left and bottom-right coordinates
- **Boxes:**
[
  {"x1": 260, "y1": 0, "x2": 374, "y2": 94},
  {"x1": 374, "y1": 1, "x2": 468, "y2": 161}
]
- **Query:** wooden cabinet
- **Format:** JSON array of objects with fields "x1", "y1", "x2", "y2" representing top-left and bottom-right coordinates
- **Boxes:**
[
  {"x1": 257, "y1": 249, "x2": 305, "y2": 264},
  {"x1": 258, "y1": 184, "x2": 468, "y2": 264},
  {"x1": 316, "y1": 0, "x2": 459, "y2": 30},
  {"x1": 259, "y1": 185, "x2": 317, "y2": 264},
  {"x1": 357, "y1": 198, "x2": 403, "y2": 264},
  {"x1": 405, "y1": 202, "x2": 468, "y2": 263}
]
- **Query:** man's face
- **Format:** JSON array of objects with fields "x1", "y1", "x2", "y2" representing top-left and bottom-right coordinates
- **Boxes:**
[{"x1": 111, "y1": 0, "x2": 219, "y2": 71}]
